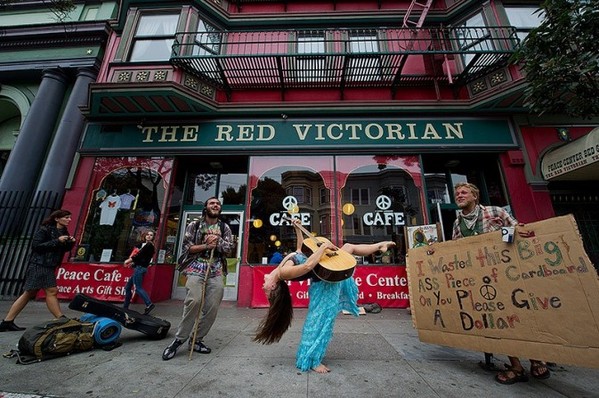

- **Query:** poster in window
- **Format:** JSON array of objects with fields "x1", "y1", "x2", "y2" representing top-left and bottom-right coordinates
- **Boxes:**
[{"x1": 405, "y1": 223, "x2": 442, "y2": 249}]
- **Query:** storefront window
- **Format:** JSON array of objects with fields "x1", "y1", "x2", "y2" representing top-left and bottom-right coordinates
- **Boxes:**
[
  {"x1": 78, "y1": 157, "x2": 173, "y2": 263},
  {"x1": 246, "y1": 155, "x2": 425, "y2": 266},
  {"x1": 189, "y1": 172, "x2": 247, "y2": 205},
  {"x1": 338, "y1": 156, "x2": 424, "y2": 266},
  {"x1": 422, "y1": 153, "x2": 511, "y2": 240},
  {"x1": 247, "y1": 157, "x2": 334, "y2": 264}
]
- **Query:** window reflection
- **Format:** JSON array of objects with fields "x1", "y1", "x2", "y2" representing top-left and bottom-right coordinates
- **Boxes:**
[
  {"x1": 79, "y1": 158, "x2": 172, "y2": 263},
  {"x1": 190, "y1": 172, "x2": 247, "y2": 205},
  {"x1": 248, "y1": 166, "x2": 330, "y2": 264},
  {"x1": 341, "y1": 164, "x2": 421, "y2": 266}
]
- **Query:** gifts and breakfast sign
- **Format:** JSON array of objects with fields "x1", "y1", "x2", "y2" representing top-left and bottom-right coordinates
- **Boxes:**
[
  {"x1": 406, "y1": 215, "x2": 599, "y2": 368},
  {"x1": 251, "y1": 265, "x2": 409, "y2": 308}
]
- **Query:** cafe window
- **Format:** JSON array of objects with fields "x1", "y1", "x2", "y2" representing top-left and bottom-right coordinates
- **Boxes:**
[
  {"x1": 247, "y1": 155, "x2": 425, "y2": 266},
  {"x1": 247, "y1": 157, "x2": 334, "y2": 264},
  {"x1": 338, "y1": 156, "x2": 424, "y2": 266},
  {"x1": 77, "y1": 157, "x2": 173, "y2": 263}
]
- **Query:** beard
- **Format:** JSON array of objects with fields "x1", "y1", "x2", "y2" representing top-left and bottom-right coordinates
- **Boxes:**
[{"x1": 205, "y1": 208, "x2": 221, "y2": 218}]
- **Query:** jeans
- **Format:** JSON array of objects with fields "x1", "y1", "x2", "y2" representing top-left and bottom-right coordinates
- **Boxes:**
[{"x1": 124, "y1": 266, "x2": 152, "y2": 308}]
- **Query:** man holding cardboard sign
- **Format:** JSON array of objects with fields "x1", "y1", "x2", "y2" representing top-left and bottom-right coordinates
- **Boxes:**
[{"x1": 452, "y1": 182, "x2": 550, "y2": 384}]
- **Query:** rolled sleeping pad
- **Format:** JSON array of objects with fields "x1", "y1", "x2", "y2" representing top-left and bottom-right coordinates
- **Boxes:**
[{"x1": 80, "y1": 313, "x2": 122, "y2": 346}]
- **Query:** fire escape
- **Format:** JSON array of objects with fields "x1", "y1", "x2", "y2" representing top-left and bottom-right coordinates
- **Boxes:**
[{"x1": 169, "y1": 1, "x2": 519, "y2": 101}]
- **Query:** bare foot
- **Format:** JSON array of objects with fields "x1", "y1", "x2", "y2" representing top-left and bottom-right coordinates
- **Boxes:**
[
  {"x1": 312, "y1": 364, "x2": 330, "y2": 373},
  {"x1": 379, "y1": 241, "x2": 396, "y2": 253}
]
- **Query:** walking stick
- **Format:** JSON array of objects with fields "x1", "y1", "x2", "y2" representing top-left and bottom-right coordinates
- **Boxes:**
[{"x1": 189, "y1": 248, "x2": 214, "y2": 361}]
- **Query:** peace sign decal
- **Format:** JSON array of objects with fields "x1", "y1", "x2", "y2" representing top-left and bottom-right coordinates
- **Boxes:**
[
  {"x1": 376, "y1": 195, "x2": 392, "y2": 210},
  {"x1": 282, "y1": 196, "x2": 299, "y2": 212}
]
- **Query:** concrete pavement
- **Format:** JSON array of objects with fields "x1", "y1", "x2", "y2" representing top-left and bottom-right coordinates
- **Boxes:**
[{"x1": 1, "y1": 299, "x2": 598, "y2": 398}]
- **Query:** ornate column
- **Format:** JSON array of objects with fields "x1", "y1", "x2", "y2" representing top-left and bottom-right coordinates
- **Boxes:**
[
  {"x1": 0, "y1": 69, "x2": 68, "y2": 235},
  {"x1": 36, "y1": 67, "x2": 98, "y2": 194},
  {"x1": 0, "y1": 68, "x2": 68, "y2": 193}
]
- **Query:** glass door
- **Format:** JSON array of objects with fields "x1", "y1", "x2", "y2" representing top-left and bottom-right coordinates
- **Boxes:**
[{"x1": 172, "y1": 210, "x2": 243, "y2": 301}]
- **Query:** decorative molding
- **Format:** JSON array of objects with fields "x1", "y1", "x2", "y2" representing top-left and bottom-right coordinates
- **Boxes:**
[
  {"x1": 489, "y1": 70, "x2": 508, "y2": 87},
  {"x1": 154, "y1": 70, "x2": 168, "y2": 81},
  {"x1": 468, "y1": 67, "x2": 512, "y2": 96},
  {"x1": 184, "y1": 75, "x2": 199, "y2": 90},
  {"x1": 135, "y1": 71, "x2": 150, "y2": 82},
  {"x1": 117, "y1": 71, "x2": 132, "y2": 82},
  {"x1": 471, "y1": 79, "x2": 487, "y2": 95}
]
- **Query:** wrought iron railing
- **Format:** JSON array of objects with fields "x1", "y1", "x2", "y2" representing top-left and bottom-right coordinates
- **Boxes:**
[
  {"x1": 0, "y1": 190, "x2": 64, "y2": 298},
  {"x1": 171, "y1": 26, "x2": 518, "y2": 92}
]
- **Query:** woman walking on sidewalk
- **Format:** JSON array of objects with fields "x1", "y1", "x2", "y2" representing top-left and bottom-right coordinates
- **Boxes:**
[
  {"x1": 255, "y1": 218, "x2": 395, "y2": 373},
  {"x1": 0, "y1": 209, "x2": 76, "y2": 332},
  {"x1": 123, "y1": 230, "x2": 156, "y2": 315}
]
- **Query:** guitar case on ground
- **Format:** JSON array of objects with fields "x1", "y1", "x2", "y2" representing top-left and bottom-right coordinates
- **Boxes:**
[{"x1": 68, "y1": 294, "x2": 170, "y2": 340}]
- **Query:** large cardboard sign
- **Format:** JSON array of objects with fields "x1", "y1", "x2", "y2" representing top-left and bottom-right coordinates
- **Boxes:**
[{"x1": 406, "y1": 215, "x2": 599, "y2": 368}]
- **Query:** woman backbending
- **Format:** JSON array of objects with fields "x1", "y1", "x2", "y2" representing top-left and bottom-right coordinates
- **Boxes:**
[{"x1": 255, "y1": 218, "x2": 395, "y2": 373}]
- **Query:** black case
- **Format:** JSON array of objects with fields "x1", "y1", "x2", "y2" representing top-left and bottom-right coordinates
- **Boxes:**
[{"x1": 69, "y1": 294, "x2": 170, "y2": 340}]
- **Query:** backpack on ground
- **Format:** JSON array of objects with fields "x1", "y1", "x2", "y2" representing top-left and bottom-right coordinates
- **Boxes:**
[{"x1": 7, "y1": 317, "x2": 95, "y2": 364}]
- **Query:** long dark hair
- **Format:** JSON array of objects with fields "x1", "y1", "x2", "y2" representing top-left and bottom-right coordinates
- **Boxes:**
[
  {"x1": 41, "y1": 209, "x2": 71, "y2": 227},
  {"x1": 253, "y1": 280, "x2": 293, "y2": 344}
]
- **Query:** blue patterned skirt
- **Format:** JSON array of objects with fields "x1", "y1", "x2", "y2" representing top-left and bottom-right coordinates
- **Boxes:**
[{"x1": 295, "y1": 277, "x2": 359, "y2": 371}]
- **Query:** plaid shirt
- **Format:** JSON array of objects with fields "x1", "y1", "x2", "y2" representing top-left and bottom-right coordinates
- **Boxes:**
[
  {"x1": 452, "y1": 205, "x2": 517, "y2": 240},
  {"x1": 181, "y1": 219, "x2": 233, "y2": 277}
]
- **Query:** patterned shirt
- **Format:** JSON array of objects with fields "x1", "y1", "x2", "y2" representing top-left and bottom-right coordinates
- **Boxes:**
[
  {"x1": 181, "y1": 219, "x2": 233, "y2": 278},
  {"x1": 452, "y1": 204, "x2": 517, "y2": 240}
]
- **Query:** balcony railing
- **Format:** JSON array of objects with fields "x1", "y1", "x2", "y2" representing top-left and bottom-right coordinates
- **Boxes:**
[{"x1": 170, "y1": 26, "x2": 518, "y2": 94}]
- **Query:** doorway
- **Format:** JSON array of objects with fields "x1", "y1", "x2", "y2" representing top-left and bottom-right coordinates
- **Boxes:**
[{"x1": 172, "y1": 210, "x2": 244, "y2": 301}]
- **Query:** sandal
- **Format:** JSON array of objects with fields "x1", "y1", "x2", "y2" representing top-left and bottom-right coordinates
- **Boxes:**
[
  {"x1": 495, "y1": 366, "x2": 529, "y2": 385},
  {"x1": 530, "y1": 361, "x2": 551, "y2": 380}
]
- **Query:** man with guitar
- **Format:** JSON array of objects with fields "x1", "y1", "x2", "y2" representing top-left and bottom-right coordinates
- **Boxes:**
[{"x1": 255, "y1": 218, "x2": 395, "y2": 373}]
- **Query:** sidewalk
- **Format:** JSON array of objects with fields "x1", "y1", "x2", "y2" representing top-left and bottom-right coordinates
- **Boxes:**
[{"x1": 1, "y1": 299, "x2": 598, "y2": 398}]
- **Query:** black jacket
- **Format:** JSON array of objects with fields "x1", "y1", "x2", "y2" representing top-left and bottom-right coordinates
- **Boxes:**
[
  {"x1": 29, "y1": 225, "x2": 75, "y2": 268},
  {"x1": 131, "y1": 242, "x2": 155, "y2": 268}
]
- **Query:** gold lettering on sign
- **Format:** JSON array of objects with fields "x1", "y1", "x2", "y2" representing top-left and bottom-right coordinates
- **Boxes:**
[
  {"x1": 141, "y1": 126, "x2": 158, "y2": 142},
  {"x1": 158, "y1": 126, "x2": 178, "y2": 142},
  {"x1": 180, "y1": 125, "x2": 199, "y2": 142},
  {"x1": 137, "y1": 122, "x2": 468, "y2": 144}
]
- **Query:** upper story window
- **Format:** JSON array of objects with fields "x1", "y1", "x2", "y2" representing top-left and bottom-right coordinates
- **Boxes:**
[
  {"x1": 130, "y1": 13, "x2": 179, "y2": 62},
  {"x1": 504, "y1": 6, "x2": 544, "y2": 41},
  {"x1": 296, "y1": 33, "x2": 326, "y2": 82},
  {"x1": 194, "y1": 19, "x2": 220, "y2": 56},
  {"x1": 348, "y1": 33, "x2": 381, "y2": 81},
  {"x1": 455, "y1": 12, "x2": 493, "y2": 67}
]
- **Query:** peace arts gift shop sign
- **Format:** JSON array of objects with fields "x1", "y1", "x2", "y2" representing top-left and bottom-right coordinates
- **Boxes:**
[{"x1": 407, "y1": 215, "x2": 599, "y2": 368}]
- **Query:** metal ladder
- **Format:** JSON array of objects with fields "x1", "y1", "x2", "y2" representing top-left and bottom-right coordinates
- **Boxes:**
[
  {"x1": 402, "y1": 0, "x2": 434, "y2": 29},
  {"x1": 393, "y1": 0, "x2": 455, "y2": 96}
]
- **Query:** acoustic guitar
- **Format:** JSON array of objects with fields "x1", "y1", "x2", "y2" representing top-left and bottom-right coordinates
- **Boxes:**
[{"x1": 289, "y1": 218, "x2": 357, "y2": 282}]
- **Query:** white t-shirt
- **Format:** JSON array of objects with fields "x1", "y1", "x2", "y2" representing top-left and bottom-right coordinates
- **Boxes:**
[{"x1": 99, "y1": 195, "x2": 121, "y2": 225}]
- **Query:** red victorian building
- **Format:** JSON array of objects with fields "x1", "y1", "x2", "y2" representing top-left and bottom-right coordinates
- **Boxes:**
[{"x1": 1, "y1": 0, "x2": 597, "y2": 307}]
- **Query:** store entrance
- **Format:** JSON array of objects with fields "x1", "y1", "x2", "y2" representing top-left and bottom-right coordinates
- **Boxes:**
[{"x1": 172, "y1": 210, "x2": 244, "y2": 301}]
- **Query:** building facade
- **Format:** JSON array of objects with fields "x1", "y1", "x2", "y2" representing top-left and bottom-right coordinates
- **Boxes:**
[
  {"x1": 0, "y1": 0, "x2": 116, "y2": 298},
  {"x1": 2, "y1": 0, "x2": 597, "y2": 306}
]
